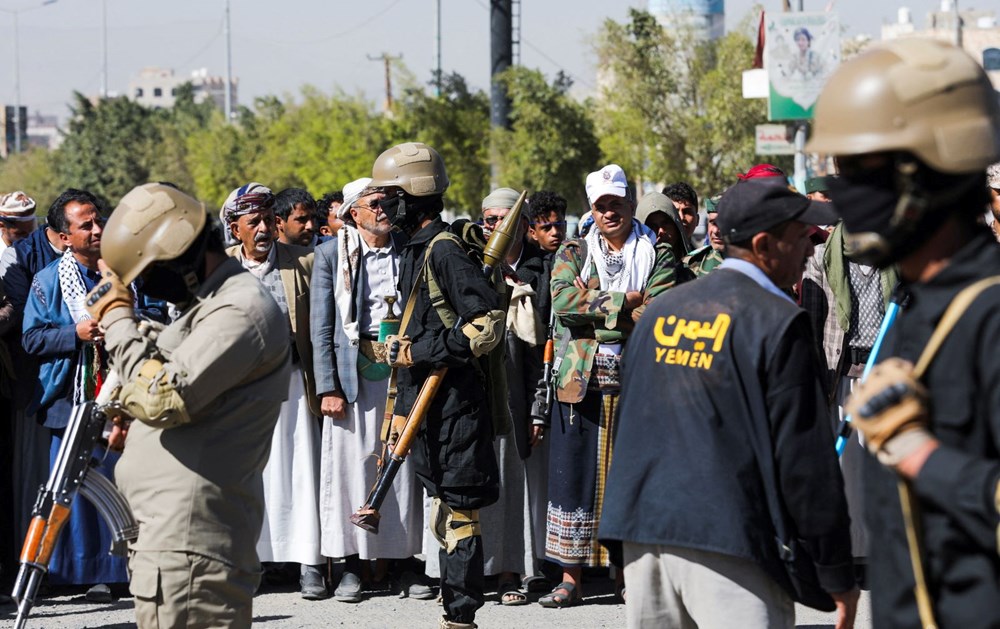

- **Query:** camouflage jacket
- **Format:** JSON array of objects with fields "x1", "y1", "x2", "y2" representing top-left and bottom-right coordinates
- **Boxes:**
[
  {"x1": 550, "y1": 238, "x2": 677, "y2": 403},
  {"x1": 683, "y1": 245, "x2": 725, "y2": 278}
]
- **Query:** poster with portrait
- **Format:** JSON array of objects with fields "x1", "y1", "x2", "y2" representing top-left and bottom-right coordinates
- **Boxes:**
[{"x1": 766, "y1": 12, "x2": 840, "y2": 121}]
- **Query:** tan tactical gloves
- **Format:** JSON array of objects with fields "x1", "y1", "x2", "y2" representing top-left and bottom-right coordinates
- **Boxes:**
[
  {"x1": 386, "y1": 335, "x2": 414, "y2": 368},
  {"x1": 846, "y1": 358, "x2": 933, "y2": 467},
  {"x1": 86, "y1": 265, "x2": 133, "y2": 321}
]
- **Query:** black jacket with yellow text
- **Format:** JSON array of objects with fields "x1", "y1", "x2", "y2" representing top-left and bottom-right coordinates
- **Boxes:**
[{"x1": 599, "y1": 267, "x2": 855, "y2": 595}]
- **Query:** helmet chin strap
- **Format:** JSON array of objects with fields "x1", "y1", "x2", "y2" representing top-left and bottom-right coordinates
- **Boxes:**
[{"x1": 383, "y1": 190, "x2": 443, "y2": 236}]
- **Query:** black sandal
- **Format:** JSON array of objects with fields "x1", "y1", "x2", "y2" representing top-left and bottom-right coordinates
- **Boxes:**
[{"x1": 538, "y1": 581, "x2": 581, "y2": 608}]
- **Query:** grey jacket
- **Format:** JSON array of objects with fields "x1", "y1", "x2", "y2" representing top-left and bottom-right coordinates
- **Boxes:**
[{"x1": 310, "y1": 229, "x2": 404, "y2": 404}]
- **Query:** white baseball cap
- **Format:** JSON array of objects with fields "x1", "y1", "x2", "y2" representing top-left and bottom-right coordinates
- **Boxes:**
[{"x1": 585, "y1": 164, "x2": 628, "y2": 206}]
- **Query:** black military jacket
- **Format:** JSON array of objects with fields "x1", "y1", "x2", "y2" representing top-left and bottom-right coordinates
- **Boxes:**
[
  {"x1": 396, "y1": 217, "x2": 501, "y2": 419},
  {"x1": 866, "y1": 230, "x2": 1000, "y2": 629}
]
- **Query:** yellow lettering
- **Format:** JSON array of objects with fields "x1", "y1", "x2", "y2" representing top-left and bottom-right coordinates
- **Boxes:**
[
  {"x1": 654, "y1": 313, "x2": 730, "y2": 370},
  {"x1": 709, "y1": 314, "x2": 731, "y2": 352},
  {"x1": 654, "y1": 317, "x2": 683, "y2": 347}
]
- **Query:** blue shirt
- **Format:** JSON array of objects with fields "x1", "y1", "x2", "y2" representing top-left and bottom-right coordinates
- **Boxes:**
[{"x1": 719, "y1": 257, "x2": 795, "y2": 304}]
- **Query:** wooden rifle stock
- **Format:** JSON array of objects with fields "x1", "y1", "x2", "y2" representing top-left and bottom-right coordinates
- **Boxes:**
[
  {"x1": 351, "y1": 367, "x2": 447, "y2": 533},
  {"x1": 19, "y1": 506, "x2": 71, "y2": 567}
]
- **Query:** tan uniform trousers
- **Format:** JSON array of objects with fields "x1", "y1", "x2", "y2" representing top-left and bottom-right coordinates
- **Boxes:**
[
  {"x1": 623, "y1": 543, "x2": 794, "y2": 629},
  {"x1": 128, "y1": 550, "x2": 259, "y2": 629}
]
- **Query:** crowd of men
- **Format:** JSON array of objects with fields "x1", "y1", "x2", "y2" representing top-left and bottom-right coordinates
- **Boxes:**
[{"x1": 1, "y1": 38, "x2": 1000, "y2": 629}]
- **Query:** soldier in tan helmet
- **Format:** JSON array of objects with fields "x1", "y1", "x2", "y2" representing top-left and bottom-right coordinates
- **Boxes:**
[
  {"x1": 84, "y1": 183, "x2": 291, "y2": 628},
  {"x1": 372, "y1": 142, "x2": 504, "y2": 629},
  {"x1": 808, "y1": 39, "x2": 1000, "y2": 627}
]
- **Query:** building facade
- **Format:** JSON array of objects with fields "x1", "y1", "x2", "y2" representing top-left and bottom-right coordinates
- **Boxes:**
[
  {"x1": 882, "y1": 3, "x2": 1000, "y2": 90},
  {"x1": 648, "y1": 0, "x2": 725, "y2": 42},
  {"x1": 128, "y1": 67, "x2": 239, "y2": 112}
]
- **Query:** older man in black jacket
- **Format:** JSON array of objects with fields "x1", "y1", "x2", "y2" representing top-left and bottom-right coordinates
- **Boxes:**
[{"x1": 600, "y1": 181, "x2": 858, "y2": 629}]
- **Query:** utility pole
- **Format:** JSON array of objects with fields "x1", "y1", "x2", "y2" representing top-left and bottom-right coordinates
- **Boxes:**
[
  {"x1": 100, "y1": 0, "x2": 107, "y2": 98},
  {"x1": 489, "y1": 0, "x2": 512, "y2": 188},
  {"x1": 224, "y1": 0, "x2": 233, "y2": 123},
  {"x1": 368, "y1": 53, "x2": 402, "y2": 112},
  {"x1": 434, "y1": 0, "x2": 442, "y2": 96},
  {"x1": 793, "y1": 0, "x2": 807, "y2": 192}
]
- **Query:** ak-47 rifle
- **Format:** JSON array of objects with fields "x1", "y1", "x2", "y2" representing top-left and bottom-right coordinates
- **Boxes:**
[
  {"x1": 12, "y1": 400, "x2": 139, "y2": 629},
  {"x1": 351, "y1": 190, "x2": 527, "y2": 534},
  {"x1": 529, "y1": 308, "x2": 557, "y2": 428}
]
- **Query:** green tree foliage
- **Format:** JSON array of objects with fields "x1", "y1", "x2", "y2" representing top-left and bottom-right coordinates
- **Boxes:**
[
  {"x1": 390, "y1": 72, "x2": 491, "y2": 214},
  {"x1": 250, "y1": 86, "x2": 389, "y2": 196},
  {"x1": 594, "y1": 9, "x2": 767, "y2": 196},
  {"x1": 146, "y1": 82, "x2": 216, "y2": 193},
  {"x1": 0, "y1": 148, "x2": 61, "y2": 207},
  {"x1": 55, "y1": 93, "x2": 161, "y2": 204},
  {"x1": 185, "y1": 108, "x2": 260, "y2": 209},
  {"x1": 493, "y1": 68, "x2": 601, "y2": 210}
]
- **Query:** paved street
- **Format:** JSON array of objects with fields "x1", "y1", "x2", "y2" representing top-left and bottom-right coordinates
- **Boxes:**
[{"x1": 3, "y1": 579, "x2": 871, "y2": 628}]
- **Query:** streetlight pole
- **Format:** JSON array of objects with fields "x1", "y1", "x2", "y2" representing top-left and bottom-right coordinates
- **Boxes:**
[{"x1": 2, "y1": 0, "x2": 58, "y2": 155}]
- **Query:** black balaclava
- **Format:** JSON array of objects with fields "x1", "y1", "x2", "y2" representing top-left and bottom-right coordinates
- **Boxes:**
[{"x1": 826, "y1": 154, "x2": 981, "y2": 268}]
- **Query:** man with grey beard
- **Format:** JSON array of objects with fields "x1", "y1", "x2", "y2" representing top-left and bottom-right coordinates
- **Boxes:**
[
  {"x1": 310, "y1": 178, "x2": 427, "y2": 602},
  {"x1": 224, "y1": 183, "x2": 326, "y2": 599}
]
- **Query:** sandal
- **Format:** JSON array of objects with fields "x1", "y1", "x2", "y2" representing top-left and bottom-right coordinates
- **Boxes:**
[
  {"x1": 522, "y1": 574, "x2": 550, "y2": 593},
  {"x1": 538, "y1": 581, "x2": 581, "y2": 608},
  {"x1": 498, "y1": 581, "x2": 528, "y2": 606}
]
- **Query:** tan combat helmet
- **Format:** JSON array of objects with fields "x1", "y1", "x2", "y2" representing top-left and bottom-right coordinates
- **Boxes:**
[
  {"x1": 101, "y1": 183, "x2": 207, "y2": 284},
  {"x1": 808, "y1": 38, "x2": 1000, "y2": 173},
  {"x1": 369, "y1": 142, "x2": 450, "y2": 197}
]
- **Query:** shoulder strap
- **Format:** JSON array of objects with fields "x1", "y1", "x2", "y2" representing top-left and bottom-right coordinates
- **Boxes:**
[
  {"x1": 913, "y1": 275, "x2": 1000, "y2": 378},
  {"x1": 397, "y1": 231, "x2": 463, "y2": 336},
  {"x1": 424, "y1": 232, "x2": 463, "y2": 329},
  {"x1": 398, "y1": 264, "x2": 425, "y2": 337}
]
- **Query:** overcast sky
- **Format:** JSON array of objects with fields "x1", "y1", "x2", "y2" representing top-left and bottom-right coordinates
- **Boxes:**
[{"x1": 0, "y1": 0, "x2": 948, "y2": 119}]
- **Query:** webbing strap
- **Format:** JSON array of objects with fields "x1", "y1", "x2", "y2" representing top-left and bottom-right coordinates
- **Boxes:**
[
  {"x1": 383, "y1": 234, "x2": 453, "y2": 434},
  {"x1": 913, "y1": 275, "x2": 1000, "y2": 378}
]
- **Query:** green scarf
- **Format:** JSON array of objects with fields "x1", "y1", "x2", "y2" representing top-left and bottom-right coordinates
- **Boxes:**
[{"x1": 823, "y1": 223, "x2": 898, "y2": 332}]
